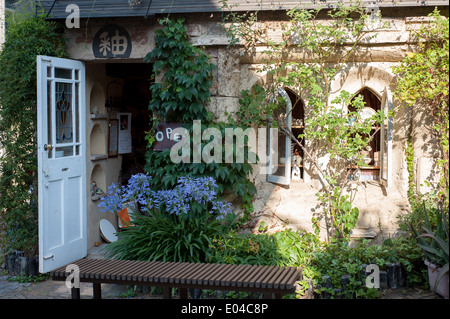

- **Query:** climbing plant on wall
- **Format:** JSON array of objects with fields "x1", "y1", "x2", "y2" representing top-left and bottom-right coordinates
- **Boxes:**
[
  {"x1": 144, "y1": 17, "x2": 256, "y2": 217},
  {"x1": 221, "y1": 2, "x2": 389, "y2": 239},
  {"x1": 393, "y1": 8, "x2": 449, "y2": 204},
  {"x1": 0, "y1": 13, "x2": 67, "y2": 256}
]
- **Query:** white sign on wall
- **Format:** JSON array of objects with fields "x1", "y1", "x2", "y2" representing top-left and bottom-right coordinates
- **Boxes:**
[{"x1": 118, "y1": 113, "x2": 132, "y2": 154}]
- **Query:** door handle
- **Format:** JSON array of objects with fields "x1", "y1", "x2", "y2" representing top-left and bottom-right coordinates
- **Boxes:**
[{"x1": 44, "y1": 144, "x2": 53, "y2": 151}]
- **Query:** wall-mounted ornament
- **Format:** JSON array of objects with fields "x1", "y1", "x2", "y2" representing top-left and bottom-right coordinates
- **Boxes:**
[{"x1": 93, "y1": 25, "x2": 132, "y2": 58}]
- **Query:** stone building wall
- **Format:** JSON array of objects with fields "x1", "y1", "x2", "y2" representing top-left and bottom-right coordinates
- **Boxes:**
[{"x1": 63, "y1": 6, "x2": 445, "y2": 244}]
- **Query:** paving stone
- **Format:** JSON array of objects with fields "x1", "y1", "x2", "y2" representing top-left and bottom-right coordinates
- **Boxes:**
[{"x1": 0, "y1": 273, "x2": 445, "y2": 299}]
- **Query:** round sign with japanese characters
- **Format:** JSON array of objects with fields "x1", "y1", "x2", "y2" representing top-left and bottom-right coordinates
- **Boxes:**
[{"x1": 93, "y1": 25, "x2": 132, "y2": 58}]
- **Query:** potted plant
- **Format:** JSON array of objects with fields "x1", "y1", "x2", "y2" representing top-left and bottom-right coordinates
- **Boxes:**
[{"x1": 413, "y1": 203, "x2": 449, "y2": 299}]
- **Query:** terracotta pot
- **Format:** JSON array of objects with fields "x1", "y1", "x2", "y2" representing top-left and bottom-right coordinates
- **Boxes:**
[{"x1": 425, "y1": 260, "x2": 449, "y2": 299}]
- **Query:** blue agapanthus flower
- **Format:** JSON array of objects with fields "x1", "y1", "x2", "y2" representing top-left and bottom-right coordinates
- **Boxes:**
[
  {"x1": 176, "y1": 176, "x2": 218, "y2": 205},
  {"x1": 98, "y1": 183, "x2": 123, "y2": 214},
  {"x1": 98, "y1": 174, "x2": 232, "y2": 220},
  {"x1": 122, "y1": 173, "x2": 153, "y2": 208}
]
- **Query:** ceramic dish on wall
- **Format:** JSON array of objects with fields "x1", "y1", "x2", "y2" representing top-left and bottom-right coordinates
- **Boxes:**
[{"x1": 100, "y1": 219, "x2": 118, "y2": 243}]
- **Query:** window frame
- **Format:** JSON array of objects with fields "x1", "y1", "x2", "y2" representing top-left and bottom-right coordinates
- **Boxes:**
[
  {"x1": 379, "y1": 86, "x2": 393, "y2": 188},
  {"x1": 267, "y1": 88, "x2": 292, "y2": 186}
]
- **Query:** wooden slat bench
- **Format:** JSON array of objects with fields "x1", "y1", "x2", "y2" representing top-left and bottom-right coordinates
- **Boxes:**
[{"x1": 50, "y1": 258, "x2": 302, "y2": 299}]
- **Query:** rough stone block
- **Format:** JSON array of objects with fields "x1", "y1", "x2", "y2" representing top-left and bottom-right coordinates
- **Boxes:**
[
  {"x1": 387, "y1": 263, "x2": 399, "y2": 289},
  {"x1": 7, "y1": 255, "x2": 16, "y2": 275},
  {"x1": 16, "y1": 256, "x2": 29, "y2": 277},
  {"x1": 27, "y1": 256, "x2": 39, "y2": 277},
  {"x1": 379, "y1": 270, "x2": 388, "y2": 290}
]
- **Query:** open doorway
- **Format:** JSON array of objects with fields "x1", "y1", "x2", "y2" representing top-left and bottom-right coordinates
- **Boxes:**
[{"x1": 105, "y1": 63, "x2": 153, "y2": 184}]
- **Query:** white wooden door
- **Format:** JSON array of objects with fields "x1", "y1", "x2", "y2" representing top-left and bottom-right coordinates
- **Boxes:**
[{"x1": 37, "y1": 56, "x2": 87, "y2": 273}]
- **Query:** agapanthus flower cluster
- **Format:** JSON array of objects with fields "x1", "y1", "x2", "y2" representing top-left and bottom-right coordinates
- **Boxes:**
[
  {"x1": 98, "y1": 183, "x2": 123, "y2": 214},
  {"x1": 98, "y1": 173, "x2": 153, "y2": 214},
  {"x1": 122, "y1": 173, "x2": 153, "y2": 207},
  {"x1": 98, "y1": 174, "x2": 232, "y2": 219}
]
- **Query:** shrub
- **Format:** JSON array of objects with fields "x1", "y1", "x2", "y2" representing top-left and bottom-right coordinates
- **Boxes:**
[
  {"x1": 0, "y1": 12, "x2": 66, "y2": 256},
  {"x1": 302, "y1": 236, "x2": 426, "y2": 298},
  {"x1": 207, "y1": 229, "x2": 321, "y2": 267},
  {"x1": 100, "y1": 174, "x2": 237, "y2": 263}
]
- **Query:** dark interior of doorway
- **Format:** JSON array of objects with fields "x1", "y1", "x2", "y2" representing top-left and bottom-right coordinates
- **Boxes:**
[{"x1": 106, "y1": 63, "x2": 153, "y2": 184}]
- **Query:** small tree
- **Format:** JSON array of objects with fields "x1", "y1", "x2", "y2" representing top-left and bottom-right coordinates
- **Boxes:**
[{"x1": 221, "y1": 1, "x2": 388, "y2": 239}]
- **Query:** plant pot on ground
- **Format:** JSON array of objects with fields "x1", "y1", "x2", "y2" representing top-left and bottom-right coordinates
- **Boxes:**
[
  {"x1": 413, "y1": 202, "x2": 449, "y2": 299},
  {"x1": 424, "y1": 260, "x2": 449, "y2": 299}
]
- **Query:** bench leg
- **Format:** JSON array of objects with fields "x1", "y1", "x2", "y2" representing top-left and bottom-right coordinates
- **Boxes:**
[
  {"x1": 71, "y1": 287, "x2": 80, "y2": 299},
  {"x1": 93, "y1": 283, "x2": 102, "y2": 299},
  {"x1": 163, "y1": 287, "x2": 171, "y2": 299}
]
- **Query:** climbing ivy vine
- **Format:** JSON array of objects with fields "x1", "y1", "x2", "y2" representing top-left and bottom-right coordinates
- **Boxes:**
[{"x1": 144, "y1": 18, "x2": 256, "y2": 217}]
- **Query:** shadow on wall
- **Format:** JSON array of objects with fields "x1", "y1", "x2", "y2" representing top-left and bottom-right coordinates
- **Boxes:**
[{"x1": 238, "y1": 64, "x2": 413, "y2": 240}]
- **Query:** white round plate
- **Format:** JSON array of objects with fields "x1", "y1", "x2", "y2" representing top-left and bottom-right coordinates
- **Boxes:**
[{"x1": 100, "y1": 219, "x2": 118, "y2": 243}]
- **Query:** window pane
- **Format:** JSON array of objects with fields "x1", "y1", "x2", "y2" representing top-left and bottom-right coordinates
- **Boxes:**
[
  {"x1": 55, "y1": 146, "x2": 74, "y2": 158},
  {"x1": 55, "y1": 68, "x2": 72, "y2": 79},
  {"x1": 267, "y1": 88, "x2": 292, "y2": 185},
  {"x1": 75, "y1": 83, "x2": 79, "y2": 143},
  {"x1": 273, "y1": 130, "x2": 287, "y2": 177},
  {"x1": 47, "y1": 80, "x2": 53, "y2": 159},
  {"x1": 381, "y1": 123, "x2": 388, "y2": 180},
  {"x1": 55, "y1": 82, "x2": 73, "y2": 144}
]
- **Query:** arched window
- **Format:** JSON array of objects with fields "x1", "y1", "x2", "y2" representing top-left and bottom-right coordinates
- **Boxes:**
[
  {"x1": 348, "y1": 87, "x2": 393, "y2": 187},
  {"x1": 348, "y1": 87, "x2": 381, "y2": 181}
]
